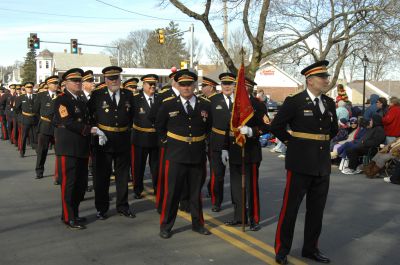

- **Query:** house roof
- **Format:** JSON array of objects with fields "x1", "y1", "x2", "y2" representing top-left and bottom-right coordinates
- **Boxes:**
[
  {"x1": 37, "y1": 49, "x2": 53, "y2": 59},
  {"x1": 347, "y1": 80, "x2": 400, "y2": 98},
  {"x1": 53, "y1": 52, "x2": 112, "y2": 71}
]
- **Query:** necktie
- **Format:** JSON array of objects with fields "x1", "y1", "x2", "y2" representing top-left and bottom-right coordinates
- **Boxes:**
[
  {"x1": 149, "y1": 97, "x2": 153, "y2": 107},
  {"x1": 51, "y1": 93, "x2": 55, "y2": 99},
  {"x1": 112, "y1": 93, "x2": 117, "y2": 107},
  {"x1": 314, "y1": 98, "x2": 322, "y2": 115},
  {"x1": 186, "y1": 101, "x2": 194, "y2": 116},
  {"x1": 227, "y1": 96, "x2": 232, "y2": 111}
]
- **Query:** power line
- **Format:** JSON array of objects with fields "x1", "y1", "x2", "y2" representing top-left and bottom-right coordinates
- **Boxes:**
[{"x1": 93, "y1": 0, "x2": 193, "y2": 22}]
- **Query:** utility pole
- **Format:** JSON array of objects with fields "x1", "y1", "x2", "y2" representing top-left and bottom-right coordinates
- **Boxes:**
[
  {"x1": 190, "y1": 24, "x2": 194, "y2": 69},
  {"x1": 223, "y1": 0, "x2": 228, "y2": 71}
]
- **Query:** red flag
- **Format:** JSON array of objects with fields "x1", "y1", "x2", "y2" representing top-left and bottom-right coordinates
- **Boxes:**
[{"x1": 230, "y1": 63, "x2": 254, "y2": 147}]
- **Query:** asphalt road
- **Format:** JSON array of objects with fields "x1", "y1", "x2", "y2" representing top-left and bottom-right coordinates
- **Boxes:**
[{"x1": 0, "y1": 139, "x2": 399, "y2": 265}]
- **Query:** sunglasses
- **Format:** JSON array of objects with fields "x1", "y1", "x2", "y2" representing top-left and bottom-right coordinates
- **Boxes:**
[
  {"x1": 68, "y1": 79, "x2": 82, "y2": 83},
  {"x1": 106, "y1": 75, "x2": 120, "y2": 81}
]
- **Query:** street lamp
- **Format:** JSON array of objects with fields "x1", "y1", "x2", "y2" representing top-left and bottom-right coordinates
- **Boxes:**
[{"x1": 362, "y1": 54, "x2": 369, "y2": 115}]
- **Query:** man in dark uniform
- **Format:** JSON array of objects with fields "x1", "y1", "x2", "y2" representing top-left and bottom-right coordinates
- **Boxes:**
[
  {"x1": 88, "y1": 66, "x2": 135, "y2": 220},
  {"x1": 123, "y1": 78, "x2": 139, "y2": 94},
  {"x1": 33, "y1": 76, "x2": 59, "y2": 179},
  {"x1": 0, "y1": 86, "x2": 10, "y2": 140},
  {"x1": 271, "y1": 61, "x2": 338, "y2": 264},
  {"x1": 152, "y1": 71, "x2": 181, "y2": 213},
  {"x1": 156, "y1": 70, "x2": 212, "y2": 239},
  {"x1": 5, "y1": 85, "x2": 16, "y2": 145},
  {"x1": 222, "y1": 77, "x2": 270, "y2": 231},
  {"x1": 208, "y1": 73, "x2": 235, "y2": 212},
  {"x1": 131, "y1": 74, "x2": 159, "y2": 199},
  {"x1": 200, "y1": 76, "x2": 218, "y2": 98},
  {"x1": 15, "y1": 82, "x2": 38, "y2": 157},
  {"x1": 13, "y1": 85, "x2": 21, "y2": 148},
  {"x1": 53, "y1": 68, "x2": 93, "y2": 230}
]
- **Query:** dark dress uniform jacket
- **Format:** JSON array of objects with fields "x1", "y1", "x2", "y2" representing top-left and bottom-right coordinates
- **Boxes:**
[
  {"x1": 226, "y1": 96, "x2": 270, "y2": 164},
  {"x1": 15, "y1": 94, "x2": 38, "y2": 125},
  {"x1": 88, "y1": 87, "x2": 134, "y2": 153},
  {"x1": 149, "y1": 87, "x2": 179, "y2": 123},
  {"x1": 209, "y1": 93, "x2": 231, "y2": 151},
  {"x1": 271, "y1": 90, "x2": 338, "y2": 176},
  {"x1": 5, "y1": 94, "x2": 16, "y2": 118},
  {"x1": 33, "y1": 91, "x2": 58, "y2": 136},
  {"x1": 0, "y1": 92, "x2": 10, "y2": 115},
  {"x1": 131, "y1": 91, "x2": 158, "y2": 148},
  {"x1": 156, "y1": 96, "x2": 212, "y2": 165},
  {"x1": 53, "y1": 90, "x2": 91, "y2": 158}
]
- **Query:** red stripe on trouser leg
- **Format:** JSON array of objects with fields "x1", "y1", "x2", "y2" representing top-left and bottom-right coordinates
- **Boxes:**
[
  {"x1": 131, "y1": 144, "x2": 135, "y2": 183},
  {"x1": 252, "y1": 163, "x2": 259, "y2": 223},
  {"x1": 61, "y1": 156, "x2": 69, "y2": 222},
  {"x1": 210, "y1": 170, "x2": 216, "y2": 205},
  {"x1": 275, "y1": 170, "x2": 293, "y2": 254},
  {"x1": 54, "y1": 156, "x2": 58, "y2": 180},
  {"x1": 156, "y1": 147, "x2": 165, "y2": 207},
  {"x1": 199, "y1": 193, "x2": 204, "y2": 225},
  {"x1": 160, "y1": 160, "x2": 169, "y2": 225}
]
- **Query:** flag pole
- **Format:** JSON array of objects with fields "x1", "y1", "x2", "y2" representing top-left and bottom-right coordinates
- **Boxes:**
[{"x1": 240, "y1": 47, "x2": 246, "y2": 232}]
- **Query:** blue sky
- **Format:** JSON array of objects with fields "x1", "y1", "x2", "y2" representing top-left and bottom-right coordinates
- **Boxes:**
[{"x1": 0, "y1": 0, "x2": 228, "y2": 66}]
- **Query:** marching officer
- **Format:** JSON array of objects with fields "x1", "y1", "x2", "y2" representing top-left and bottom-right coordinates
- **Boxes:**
[
  {"x1": 156, "y1": 70, "x2": 212, "y2": 239},
  {"x1": 208, "y1": 73, "x2": 235, "y2": 212},
  {"x1": 53, "y1": 68, "x2": 93, "y2": 230},
  {"x1": 5, "y1": 85, "x2": 16, "y2": 145},
  {"x1": 15, "y1": 82, "x2": 38, "y2": 157},
  {"x1": 131, "y1": 74, "x2": 159, "y2": 199},
  {"x1": 0, "y1": 86, "x2": 10, "y2": 140},
  {"x1": 271, "y1": 61, "x2": 338, "y2": 264},
  {"x1": 200, "y1": 76, "x2": 218, "y2": 98},
  {"x1": 222, "y1": 78, "x2": 270, "y2": 231},
  {"x1": 88, "y1": 66, "x2": 135, "y2": 220},
  {"x1": 13, "y1": 85, "x2": 21, "y2": 148},
  {"x1": 33, "y1": 76, "x2": 59, "y2": 179},
  {"x1": 123, "y1": 78, "x2": 139, "y2": 93}
]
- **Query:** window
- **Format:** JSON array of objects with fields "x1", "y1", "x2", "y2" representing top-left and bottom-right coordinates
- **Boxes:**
[
  {"x1": 46, "y1": 61, "x2": 49, "y2": 69},
  {"x1": 39, "y1": 61, "x2": 42, "y2": 69}
]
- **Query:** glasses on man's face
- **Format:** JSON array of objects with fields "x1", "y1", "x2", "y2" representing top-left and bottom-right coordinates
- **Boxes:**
[
  {"x1": 68, "y1": 79, "x2": 82, "y2": 83},
  {"x1": 106, "y1": 76, "x2": 120, "y2": 81},
  {"x1": 146, "y1": 83, "x2": 156, "y2": 87}
]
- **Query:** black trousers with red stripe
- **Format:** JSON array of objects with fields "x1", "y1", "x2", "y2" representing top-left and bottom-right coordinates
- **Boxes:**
[
  {"x1": 12, "y1": 118, "x2": 18, "y2": 146},
  {"x1": 156, "y1": 147, "x2": 166, "y2": 214},
  {"x1": 229, "y1": 162, "x2": 260, "y2": 224},
  {"x1": 57, "y1": 155, "x2": 88, "y2": 222},
  {"x1": 6, "y1": 115, "x2": 14, "y2": 144},
  {"x1": 35, "y1": 133, "x2": 53, "y2": 177},
  {"x1": 131, "y1": 144, "x2": 159, "y2": 195},
  {"x1": 0, "y1": 115, "x2": 8, "y2": 140},
  {"x1": 274, "y1": 171, "x2": 329, "y2": 256},
  {"x1": 160, "y1": 160, "x2": 205, "y2": 232},
  {"x1": 210, "y1": 150, "x2": 226, "y2": 207},
  {"x1": 95, "y1": 149, "x2": 130, "y2": 213},
  {"x1": 20, "y1": 123, "x2": 37, "y2": 155}
]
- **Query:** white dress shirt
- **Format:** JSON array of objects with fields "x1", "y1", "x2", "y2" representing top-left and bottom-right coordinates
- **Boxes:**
[
  {"x1": 172, "y1": 86, "x2": 180, "y2": 97},
  {"x1": 108, "y1": 89, "x2": 120, "y2": 105},
  {"x1": 306, "y1": 89, "x2": 325, "y2": 114},
  {"x1": 83, "y1": 90, "x2": 90, "y2": 100},
  {"x1": 143, "y1": 93, "x2": 155, "y2": 108},
  {"x1": 224, "y1": 94, "x2": 234, "y2": 109},
  {"x1": 180, "y1": 96, "x2": 196, "y2": 113}
]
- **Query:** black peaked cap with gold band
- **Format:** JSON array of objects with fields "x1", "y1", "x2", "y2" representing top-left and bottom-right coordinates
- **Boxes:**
[
  {"x1": 102, "y1": 66, "x2": 123, "y2": 78},
  {"x1": 174, "y1": 70, "x2": 198, "y2": 83},
  {"x1": 39, "y1": 82, "x2": 47, "y2": 90},
  {"x1": 96, "y1": 82, "x2": 107, "y2": 90},
  {"x1": 301, "y1": 60, "x2": 330, "y2": 78},
  {"x1": 82, "y1": 70, "x2": 94, "y2": 82},
  {"x1": 123, "y1": 77, "x2": 139, "y2": 88},
  {"x1": 141, "y1": 74, "x2": 159, "y2": 83},
  {"x1": 219, "y1": 72, "x2": 236, "y2": 83},
  {"x1": 245, "y1": 78, "x2": 257, "y2": 87},
  {"x1": 24, "y1": 82, "x2": 34, "y2": 88},
  {"x1": 9, "y1": 84, "x2": 16, "y2": 89},
  {"x1": 62, "y1": 68, "x2": 84, "y2": 81},
  {"x1": 45, "y1": 75, "x2": 59, "y2": 85},
  {"x1": 169, "y1": 69, "x2": 189, "y2": 80},
  {"x1": 202, "y1": 76, "x2": 218, "y2": 87}
]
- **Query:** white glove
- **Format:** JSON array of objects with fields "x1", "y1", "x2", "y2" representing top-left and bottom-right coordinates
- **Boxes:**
[
  {"x1": 239, "y1": 126, "x2": 253, "y2": 137},
  {"x1": 99, "y1": 135, "x2": 108, "y2": 146},
  {"x1": 221, "y1": 150, "x2": 229, "y2": 166},
  {"x1": 95, "y1": 128, "x2": 105, "y2": 137}
]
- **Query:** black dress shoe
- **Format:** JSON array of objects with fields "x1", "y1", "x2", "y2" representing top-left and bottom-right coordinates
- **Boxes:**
[
  {"x1": 96, "y1": 212, "x2": 108, "y2": 220},
  {"x1": 118, "y1": 210, "x2": 136, "y2": 218},
  {"x1": 249, "y1": 222, "x2": 261, "y2": 231},
  {"x1": 302, "y1": 250, "x2": 330, "y2": 263},
  {"x1": 159, "y1": 230, "x2": 172, "y2": 239},
  {"x1": 275, "y1": 254, "x2": 288, "y2": 265},
  {"x1": 53, "y1": 180, "x2": 60, "y2": 185},
  {"x1": 211, "y1": 205, "x2": 221, "y2": 212},
  {"x1": 75, "y1": 216, "x2": 87, "y2": 223},
  {"x1": 65, "y1": 220, "x2": 86, "y2": 230},
  {"x1": 35, "y1": 175, "x2": 43, "y2": 179},
  {"x1": 134, "y1": 193, "x2": 143, "y2": 199},
  {"x1": 224, "y1": 220, "x2": 246, "y2": 226},
  {"x1": 192, "y1": 226, "x2": 211, "y2": 235}
]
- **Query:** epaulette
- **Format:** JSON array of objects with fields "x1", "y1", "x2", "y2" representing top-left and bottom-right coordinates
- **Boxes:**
[
  {"x1": 159, "y1": 88, "x2": 170, "y2": 94},
  {"x1": 208, "y1": 92, "x2": 218, "y2": 99},
  {"x1": 200, "y1": 96, "x2": 210, "y2": 102},
  {"x1": 133, "y1": 92, "x2": 140, "y2": 96},
  {"x1": 163, "y1": 96, "x2": 175, "y2": 102},
  {"x1": 288, "y1": 89, "x2": 304, "y2": 97}
]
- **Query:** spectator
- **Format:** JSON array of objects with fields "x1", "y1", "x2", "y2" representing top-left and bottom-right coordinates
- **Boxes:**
[
  {"x1": 363, "y1": 94, "x2": 379, "y2": 121},
  {"x1": 364, "y1": 137, "x2": 400, "y2": 178},
  {"x1": 382, "y1": 97, "x2": 400, "y2": 144},
  {"x1": 383, "y1": 161, "x2": 400, "y2": 184},
  {"x1": 336, "y1": 100, "x2": 350, "y2": 121},
  {"x1": 342, "y1": 114, "x2": 386, "y2": 174},
  {"x1": 334, "y1": 117, "x2": 368, "y2": 160},
  {"x1": 345, "y1": 101, "x2": 353, "y2": 118},
  {"x1": 376, "y1": 97, "x2": 388, "y2": 117},
  {"x1": 330, "y1": 118, "x2": 349, "y2": 151}
]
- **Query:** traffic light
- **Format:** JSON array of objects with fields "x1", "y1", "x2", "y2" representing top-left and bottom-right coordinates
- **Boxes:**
[
  {"x1": 158, "y1": 29, "x2": 165, "y2": 44},
  {"x1": 70, "y1": 39, "x2": 78, "y2": 54},
  {"x1": 180, "y1": 61, "x2": 187, "y2": 69},
  {"x1": 27, "y1": 33, "x2": 40, "y2": 49}
]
